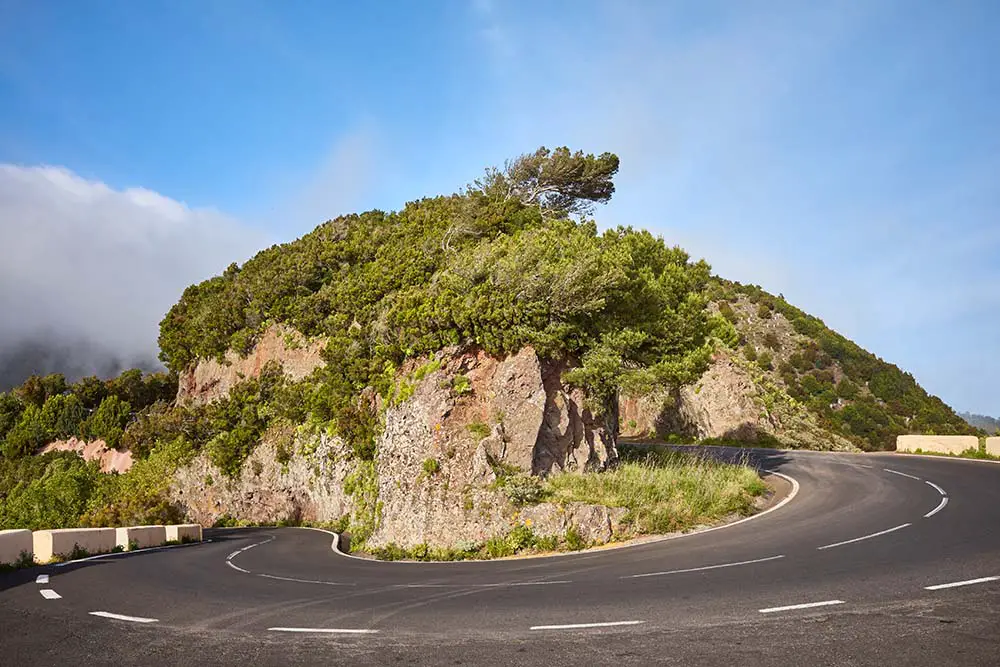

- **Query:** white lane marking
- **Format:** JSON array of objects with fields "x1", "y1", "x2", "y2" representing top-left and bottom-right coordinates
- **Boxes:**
[
  {"x1": 39, "y1": 589, "x2": 61, "y2": 600},
  {"x1": 89, "y1": 611, "x2": 159, "y2": 623},
  {"x1": 268, "y1": 627, "x2": 379, "y2": 634},
  {"x1": 324, "y1": 469, "x2": 801, "y2": 564},
  {"x1": 257, "y1": 573, "x2": 354, "y2": 586},
  {"x1": 225, "y1": 536, "x2": 275, "y2": 574},
  {"x1": 883, "y1": 468, "x2": 921, "y2": 480},
  {"x1": 925, "y1": 480, "x2": 947, "y2": 496},
  {"x1": 925, "y1": 576, "x2": 999, "y2": 590},
  {"x1": 530, "y1": 620, "x2": 645, "y2": 631},
  {"x1": 924, "y1": 496, "x2": 949, "y2": 518},
  {"x1": 393, "y1": 580, "x2": 573, "y2": 588},
  {"x1": 36, "y1": 574, "x2": 49, "y2": 584},
  {"x1": 759, "y1": 600, "x2": 845, "y2": 614},
  {"x1": 54, "y1": 539, "x2": 210, "y2": 567},
  {"x1": 816, "y1": 523, "x2": 911, "y2": 550},
  {"x1": 623, "y1": 554, "x2": 786, "y2": 579}
]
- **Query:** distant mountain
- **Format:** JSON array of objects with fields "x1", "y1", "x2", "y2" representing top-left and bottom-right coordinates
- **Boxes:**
[{"x1": 959, "y1": 412, "x2": 1000, "y2": 434}]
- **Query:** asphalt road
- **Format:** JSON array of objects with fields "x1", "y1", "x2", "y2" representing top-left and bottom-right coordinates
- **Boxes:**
[{"x1": 2, "y1": 448, "x2": 999, "y2": 666}]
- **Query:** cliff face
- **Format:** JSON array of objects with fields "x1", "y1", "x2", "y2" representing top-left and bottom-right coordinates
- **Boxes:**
[
  {"x1": 368, "y1": 346, "x2": 618, "y2": 548},
  {"x1": 620, "y1": 295, "x2": 859, "y2": 451},
  {"x1": 168, "y1": 344, "x2": 623, "y2": 548},
  {"x1": 176, "y1": 325, "x2": 325, "y2": 405}
]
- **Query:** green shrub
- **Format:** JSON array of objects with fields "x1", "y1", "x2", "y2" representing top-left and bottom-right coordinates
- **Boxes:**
[
  {"x1": 467, "y1": 421, "x2": 490, "y2": 441},
  {"x1": 451, "y1": 374, "x2": 472, "y2": 396},
  {"x1": 421, "y1": 458, "x2": 441, "y2": 476},
  {"x1": 501, "y1": 473, "x2": 547, "y2": 505}
]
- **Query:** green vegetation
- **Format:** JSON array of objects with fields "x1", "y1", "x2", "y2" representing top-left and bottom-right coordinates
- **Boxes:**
[
  {"x1": 709, "y1": 280, "x2": 979, "y2": 450},
  {"x1": 912, "y1": 447, "x2": 1000, "y2": 462},
  {"x1": 158, "y1": 147, "x2": 715, "y2": 459},
  {"x1": 544, "y1": 445, "x2": 766, "y2": 534}
]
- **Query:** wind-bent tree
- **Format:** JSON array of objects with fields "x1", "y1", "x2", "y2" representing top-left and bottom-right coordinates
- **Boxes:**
[{"x1": 475, "y1": 146, "x2": 620, "y2": 217}]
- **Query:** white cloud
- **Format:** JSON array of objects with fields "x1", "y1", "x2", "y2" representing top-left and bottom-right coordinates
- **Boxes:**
[{"x1": 0, "y1": 164, "x2": 271, "y2": 376}]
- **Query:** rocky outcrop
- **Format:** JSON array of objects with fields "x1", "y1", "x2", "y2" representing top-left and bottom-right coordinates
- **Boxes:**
[
  {"x1": 621, "y1": 354, "x2": 771, "y2": 441},
  {"x1": 40, "y1": 438, "x2": 133, "y2": 474},
  {"x1": 169, "y1": 344, "x2": 624, "y2": 549},
  {"x1": 176, "y1": 325, "x2": 325, "y2": 405},
  {"x1": 368, "y1": 346, "x2": 618, "y2": 548},
  {"x1": 620, "y1": 351, "x2": 855, "y2": 451},
  {"x1": 169, "y1": 428, "x2": 355, "y2": 526}
]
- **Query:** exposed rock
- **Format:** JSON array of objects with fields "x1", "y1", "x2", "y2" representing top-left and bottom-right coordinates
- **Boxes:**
[
  {"x1": 620, "y1": 351, "x2": 855, "y2": 451},
  {"x1": 367, "y1": 346, "x2": 620, "y2": 549},
  {"x1": 40, "y1": 438, "x2": 133, "y2": 474},
  {"x1": 519, "y1": 502, "x2": 628, "y2": 544},
  {"x1": 621, "y1": 354, "x2": 769, "y2": 441},
  {"x1": 169, "y1": 428, "x2": 354, "y2": 526},
  {"x1": 176, "y1": 324, "x2": 325, "y2": 405}
]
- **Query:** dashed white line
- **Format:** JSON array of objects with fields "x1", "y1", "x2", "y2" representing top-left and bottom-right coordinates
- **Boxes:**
[
  {"x1": 35, "y1": 574, "x2": 49, "y2": 584},
  {"x1": 925, "y1": 576, "x2": 999, "y2": 591},
  {"x1": 759, "y1": 600, "x2": 845, "y2": 614},
  {"x1": 39, "y1": 589, "x2": 61, "y2": 600},
  {"x1": 883, "y1": 468, "x2": 921, "y2": 480},
  {"x1": 89, "y1": 611, "x2": 159, "y2": 623},
  {"x1": 530, "y1": 620, "x2": 645, "y2": 631},
  {"x1": 394, "y1": 580, "x2": 574, "y2": 588},
  {"x1": 816, "y1": 523, "x2": 911, "y2": 550},
  {"x1": 925, "y1": 480, "x2": 947, "y2": 496},
  {"x1": 226, "y1": 560, "x2": 250, "y2": 574},
  {"x1": 924, "y1": 496, "x2": 948, "y2": 518},
  {"x1": 257, "y1": 573, "x2": 353, "y2": 586},
  {"x1": 268, "y1": 627, "x2": 379, "y2": 634},
  {"x1": 624, "y1": 555, "x2": 786, "y2": 579}
]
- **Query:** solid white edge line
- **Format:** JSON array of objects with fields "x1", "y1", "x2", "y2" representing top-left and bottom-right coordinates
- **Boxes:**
[
  {"x1": 226, "y1": 560, "x2": 250, "y2": 573},
  {"x1": 816, "y1": 523, "x2": 911, "y2": 550},
  {"x1": 924, "y1": 496, "x2": 948, "y2": 518},
  {"x1": 316, "y1": 469, "x2": 801, "y2": 565},
  {"x1": 268, "y1": 627, "x2": 379, "y2": 634},
  {"x1": 624, "y1": 554, "x2": 785, "y2": 579},
  {"x1": 36, "y1": 574, "x2": 49, "y2": 584},
  {"x1": 89, "y1": 611, "x2": 159, "y2": 623},
  {"x1": 39, "y1": 589, "x2": 61, "y2": 600},
  {"x1": 883, "y1": 468, "x2": 921, "y2": 480},
  {"x1": 925, "y1": 576, "x2": 999, "y2": 591},
  {"x1": 759, "y1": 600, "x2": 845, "y2": 613},
  {"x1": 54, "y1": 539, "x2": 210, "y2": 567},
  {"x1": 925, "y1": 480, "x2": 947, "y2": 496},
  {"x1": 530, "y1": 620, "x2": 645, "y2": 630}
]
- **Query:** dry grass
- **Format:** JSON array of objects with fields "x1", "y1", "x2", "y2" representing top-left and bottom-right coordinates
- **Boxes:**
[{"x1": 544, "y1": 446, "x2": 767, "y2": 535}]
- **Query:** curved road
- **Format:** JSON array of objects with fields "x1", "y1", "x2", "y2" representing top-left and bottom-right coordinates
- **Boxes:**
[{"x1": 2, "y1": 448, "x2": 999, "y2": 665}]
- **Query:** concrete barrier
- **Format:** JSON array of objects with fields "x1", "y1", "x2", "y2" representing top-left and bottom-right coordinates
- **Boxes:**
[
  {"x1": 896, "y1": 435, "x2": 979, "y2": 455},
  {"x1": 33, "y1": 528, "x2": 116, "y2": 563},
  {"x1": 0, "y1": 529, "x2": 33, "y2": 566},
  {"x1": 115, "y1": 525, "x2": 167, "y2": 550},
  {"x1": 165, "y1": 524, "x2": 202, "y2": 543},
  {"x1": 986, "y1": 437, "x2": 1000, "y2": 457}
]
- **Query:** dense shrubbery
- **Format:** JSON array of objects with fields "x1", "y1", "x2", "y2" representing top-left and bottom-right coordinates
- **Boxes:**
[
  {"x1": 714, "y1": 280, "x2": 978, "y2": 450},
  {"x1": 158, "y1": 148, "x2": 717, "y2": 456}
]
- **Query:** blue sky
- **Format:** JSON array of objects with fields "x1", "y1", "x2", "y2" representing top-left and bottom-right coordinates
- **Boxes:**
[{"x1": 0, "y1": 0, "x2": 997, "y2": 416}]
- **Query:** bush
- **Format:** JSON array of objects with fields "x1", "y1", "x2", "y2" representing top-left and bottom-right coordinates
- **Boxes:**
[
  {"x1": 762, "y1": 332, "x2": 781, "y2": 351},
  {"x1": 421, "y1": 458, "x2": 440, "y2": 476},
  {"x1": 501, "y1": 473, "x2": 547, "y2": 505},
  {"x1": 84, "y1": 395, "x2": 132, "y2": 449},
  {"x1": 757, "y1": 302, "x2": 773, "y2": 319},
  {"x1": 452, "y1": 374, "x2": 472, "y2": 396},
  {"x1": 467, "y1": 421, "x2": 490, "y2": 441}
]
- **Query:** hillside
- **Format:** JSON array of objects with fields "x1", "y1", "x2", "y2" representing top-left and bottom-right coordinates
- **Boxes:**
[
  {"x1": 622, "y1": 280, "x2": 977, "y2": 450},
  {"x1": 0, "y1": 146, "x2": 977, "y2": 552},
  {"x1": 959, "y1": 412, "x2": 1000, "y2": 434}
]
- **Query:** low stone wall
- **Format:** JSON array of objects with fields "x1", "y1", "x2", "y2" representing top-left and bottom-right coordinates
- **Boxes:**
[
  {"x1": 0, "y1": 529, "x2": 32, "y2": 566},
  {"x1": 896, "y1": 435, "x2": 979, "y2": 455},
  {"x1": 115, "y1": 525, "x2": 167, "y2": 550},
  {"x1": 986, "y1": 437, "x2": 1000, "y2": 457},
  {"x1": 33, "y1": 528, "x2": 116, "y2": 563},
  {"x1": 165, "y1": 524, "x2": 202, "y2": 542}
]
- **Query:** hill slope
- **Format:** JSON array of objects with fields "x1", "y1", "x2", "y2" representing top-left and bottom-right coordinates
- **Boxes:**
[{"x1": 0, "y1": 146, "x2": 977, "y2": 548}]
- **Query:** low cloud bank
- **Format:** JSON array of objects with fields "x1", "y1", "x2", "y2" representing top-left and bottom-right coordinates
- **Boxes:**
[{"x1": 0, "y1": 165, "x2": 270, "y2": 390}]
